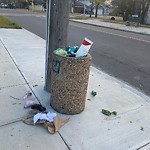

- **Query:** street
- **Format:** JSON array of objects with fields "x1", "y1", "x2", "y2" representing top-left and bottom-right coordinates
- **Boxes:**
[{"x1": 0, "y1": 8, "x2": 150, "y2": 96}]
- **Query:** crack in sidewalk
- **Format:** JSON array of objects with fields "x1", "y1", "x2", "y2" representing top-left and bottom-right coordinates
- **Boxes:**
[{"x1": 0, "y1": 119, "x2": 22, "y2": 128}]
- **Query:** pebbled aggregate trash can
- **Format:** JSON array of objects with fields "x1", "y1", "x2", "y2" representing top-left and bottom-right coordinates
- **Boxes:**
[{"x1": 50, "y1": 51, "x2": 92, "y2": 115}]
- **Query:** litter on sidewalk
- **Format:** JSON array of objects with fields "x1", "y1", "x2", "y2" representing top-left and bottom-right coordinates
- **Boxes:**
[
  {"x1": 33, "y1": 112, "x2": 56, "y2": 124},
  {"x1": 23, "y1": 91, "x2": 37, "y2": 108},
  {"x1": 31, "y1": 104, "x2": 46, "y2": 112},
  {"x1": 22, "y1": 110, "x2": 70, "y2": 134},
  {"x1": 91, "y1": 90, "x2": 97, "y2": 97},
  {"x1": 22, "y1": 90, "x2": 70, "y2": 133},
  {"x1": 101, "y1": 109, "x2": 117, "y2": 116}
]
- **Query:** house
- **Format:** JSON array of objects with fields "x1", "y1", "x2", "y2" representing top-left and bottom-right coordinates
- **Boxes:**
[
  {"x1": 73, "y1": 1, "x2": 84, "y2": 13},
  {"x1": 93, "y1": 4, "x2": 111, "y2": 15},
  {"x1": 73, "y1": 1, "x2": 92, "y2": 13},
  {"x1": 73, "y1": 0, "x2": 112, "y2": 15}
]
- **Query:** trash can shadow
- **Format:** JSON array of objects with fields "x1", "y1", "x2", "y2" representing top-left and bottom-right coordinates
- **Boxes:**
[{"x1": 50, "y1": 51, "x2": 92, "y2": 115}]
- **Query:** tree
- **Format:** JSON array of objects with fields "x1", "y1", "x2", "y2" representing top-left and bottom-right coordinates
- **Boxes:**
[
  {"x1": 94, "y1": 0, "x2": 106, "y2": 18},
  {"x1": 90, "y1": 0, "x2": 94, "y2": 17},
  {"x1": 112, "y1": 0, "x2": 136, "y2": 21},
  {"x1": 137, "y1": 0, "x2": 150, "y2": 23},
  {"x1": 112, "y1": 0, "x2": 150, "y2": 23}
]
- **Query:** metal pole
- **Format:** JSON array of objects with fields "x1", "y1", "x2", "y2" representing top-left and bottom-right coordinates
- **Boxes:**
[
  {"x1": 45, "y1": 0, "x2": 51, "y2": 91},
  {"x1": 45, "y1": 0, "x2": 69, "y2": 92}
]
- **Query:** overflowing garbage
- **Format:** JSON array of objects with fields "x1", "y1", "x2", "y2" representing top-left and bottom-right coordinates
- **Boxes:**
[
  {"x1": 55, "y1": 38, "x2": 93, "y2": 58},
  {"x1": 51, "y1": 38, "x2": 92, "y2": 114}
]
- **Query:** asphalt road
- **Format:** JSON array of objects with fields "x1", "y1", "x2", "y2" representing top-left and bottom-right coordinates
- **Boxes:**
[{"x1": 0, "y1": 9, "x2": 150, "y2": 96}]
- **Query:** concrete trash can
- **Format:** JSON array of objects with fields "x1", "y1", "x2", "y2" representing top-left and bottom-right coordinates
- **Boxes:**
[{"x1": 50, "y1": 51, "x2": 92, "y2": 115}]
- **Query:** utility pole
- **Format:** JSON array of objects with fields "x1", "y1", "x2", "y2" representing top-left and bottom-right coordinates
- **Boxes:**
[
  {"x1": 90, "y1": 0, "x2": 94, "y2": 18},
  {"x1": 83, "y1": 0, "x2": 86, "y2": 16},
  {"x1": 45, "y1": 0, "x2": 69, "y2": 92}
]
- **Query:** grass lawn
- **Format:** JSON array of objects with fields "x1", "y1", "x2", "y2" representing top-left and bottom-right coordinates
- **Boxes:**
[{"x1": 0, "y1": 16, "x2": 21, "y2": 29}]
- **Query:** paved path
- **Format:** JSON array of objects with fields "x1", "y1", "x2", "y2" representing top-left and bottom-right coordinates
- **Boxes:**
[{"x1": 0, "y1": 29, "x2": 150, "y2": 150}]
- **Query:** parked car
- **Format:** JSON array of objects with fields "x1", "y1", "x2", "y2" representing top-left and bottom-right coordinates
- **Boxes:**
[
  {"x1": 8, "y1": 3, "x2": 16, "y2": 9},
  {"x1": 0, "y1": 2, "x2": 16, "y2": 9},
  {"x1": 81, "y1": 9, "x2": 94, "y2": 14},
  {"x1": 0, "y1": 3, "x2": 8, "y2": 8}
]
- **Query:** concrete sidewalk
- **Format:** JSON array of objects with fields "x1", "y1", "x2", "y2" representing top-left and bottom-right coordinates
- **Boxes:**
[
  {"x1": 0, "y1": 29, "x2": 150, "y2": 150},
  {"x1": 70, "y1": 19, "x2": 150, "y2": 36}
]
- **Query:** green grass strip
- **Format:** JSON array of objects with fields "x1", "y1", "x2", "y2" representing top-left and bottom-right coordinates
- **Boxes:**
[{"x1": 0, "y1": 16, "x2": 21, "y2": 29}]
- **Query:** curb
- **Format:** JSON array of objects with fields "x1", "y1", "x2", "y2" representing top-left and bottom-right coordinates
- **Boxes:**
[{"x1": 70, "y1": 19, "x2": 150, "y2": 36}]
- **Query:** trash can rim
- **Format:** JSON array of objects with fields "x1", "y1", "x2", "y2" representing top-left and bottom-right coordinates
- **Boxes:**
[{"x1": 53, "y1": 50, "x2": 91, "y2": 60}]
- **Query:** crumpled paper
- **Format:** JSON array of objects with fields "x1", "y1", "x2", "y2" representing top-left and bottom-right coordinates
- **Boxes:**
[
  {"x1": 23, "y1": 91, "x2": 37, "y2": 108},
  {"x1": 76, "y1": 38, "x2": 93, "y2": 57},
  {"x1": 22, "y1": 111, "x2": 70, "y2": 134},
  {"x1": 34, "y1": 112, "x2": 56, "y2": 124}
]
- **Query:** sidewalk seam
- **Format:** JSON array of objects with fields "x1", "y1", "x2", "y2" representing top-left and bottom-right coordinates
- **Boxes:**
[
  {"x1": 136, "y1": 142, "x2": 150, "y2": 150},
  {"x1": 58, "y1": 132, "x2": 71, "y2": 150},
  {"x1": 0, "y1": 119, "x2": 22, "y2": 128}
]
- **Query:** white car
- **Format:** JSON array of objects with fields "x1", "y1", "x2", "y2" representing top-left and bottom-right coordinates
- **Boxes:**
[{"x1": 0, "y1": 3, "x2": 8, "y2": 8}]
